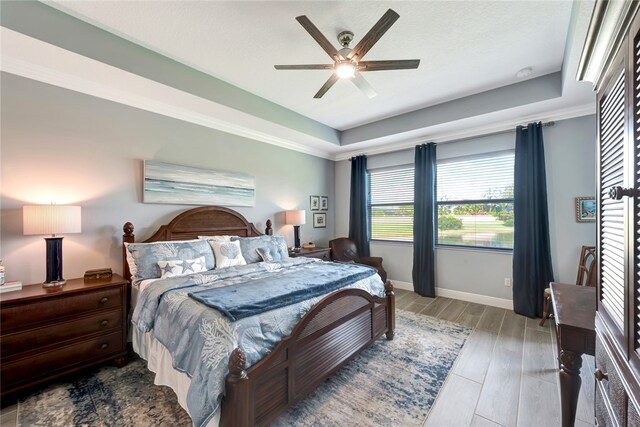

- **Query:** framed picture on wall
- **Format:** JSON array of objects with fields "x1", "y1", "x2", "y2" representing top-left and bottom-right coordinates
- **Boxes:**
[
  {"x1": 575, "y1": 197, "x2": 596, "y2": 222},
  {"x1": 310, "y1": 196, "x2": 320, "y2": 210},
  {"x1": 313, "y1": 212, "x2": 327, "y2": 228},
  {"x1": 320, "y1": 196, "x2": 328, "y2": 211}
]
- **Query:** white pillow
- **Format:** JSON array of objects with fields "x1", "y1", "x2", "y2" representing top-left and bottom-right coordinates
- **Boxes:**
[
  {"x1": 210, "y1": 240, "x2": 247, "y2": 268},
  {"x1": 158, "y1": 256, "x2": 208, "y2": 279}
]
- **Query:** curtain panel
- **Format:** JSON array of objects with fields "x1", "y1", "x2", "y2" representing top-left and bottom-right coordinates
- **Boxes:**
[
  {"x1": 349, "y1": 155, "x2": 370, "y2": 257},
  {"x1": 413, "y1": 143, "x2": 437, "y2": 297},
  {"x1": 512, "y1": 122, "x2": 555, "y2": 317}
]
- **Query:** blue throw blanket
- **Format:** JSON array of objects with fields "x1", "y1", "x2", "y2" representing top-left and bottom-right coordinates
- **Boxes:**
[{"x1": 189, "y1": 262, "x2": 376, "y2": 320}]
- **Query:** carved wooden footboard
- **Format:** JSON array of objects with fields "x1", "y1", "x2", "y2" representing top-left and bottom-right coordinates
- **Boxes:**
[{"x1": 221, "y1": 282, "x2": 395, "y2": 427}]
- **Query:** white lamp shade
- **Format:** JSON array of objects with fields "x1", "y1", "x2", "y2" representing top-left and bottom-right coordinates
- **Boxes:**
[
  {"x1": 285, "y1": 210, "x2": 306, "y2": 226},
  {"x1": 23, "y1": 205, "x2": 82, "y2": 235}
]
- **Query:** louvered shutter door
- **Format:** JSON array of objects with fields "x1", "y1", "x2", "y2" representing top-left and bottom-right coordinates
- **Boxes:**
[
  {"x1": 599, "y1": 64, "x2": 628, "y2": 334},
  {"x1": 633, "y1": 26, "x2": 640, "y2": 359}
]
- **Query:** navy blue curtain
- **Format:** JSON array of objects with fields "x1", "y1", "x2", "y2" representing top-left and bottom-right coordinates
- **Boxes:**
[
  {"x1": 349, "y1": 155, "x2": 370, "y2": 257},
  {"x1": 413, "y1": 143, "x2": 437, "y2": 297},
  {"x1": 513, "y1": 122, "x2": 555, "y2": 318}
]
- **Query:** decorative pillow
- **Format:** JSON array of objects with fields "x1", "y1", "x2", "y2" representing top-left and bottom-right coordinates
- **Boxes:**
[
  {"x1": 210, "y1": 240, "x2": 247, "y2": 268},
  {"x1": 256, "y1": 244, "x2": 289, "y2": 262},
  {"x1": 125, "y1": 239, "x2": 215, "y2": 283},
  {"x1": 232, "y1": 235, "x2": 288, "y2": 264},
  {"x1": 158, "y1": 256, "x2": 207, "y2": 279}
]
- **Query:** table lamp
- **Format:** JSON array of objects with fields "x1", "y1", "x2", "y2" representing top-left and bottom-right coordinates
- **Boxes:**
[
  {"x1": 285, "y1": 210, "x2": 305, "y2": 251},
  {"x1": 23, "y1": 205, "x2": 81, "y2": 287}
]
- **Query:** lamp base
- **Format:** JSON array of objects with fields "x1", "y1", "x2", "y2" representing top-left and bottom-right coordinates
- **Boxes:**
[
  {"x1": 293, "y1": 225, "x2": 301, "y2": 250},
  {"x1": 44, "y1": 236, "x2": 65, "y2": 286},
  {"x1": 42, "y1": 280, "x2": 66, "y2": 288}
]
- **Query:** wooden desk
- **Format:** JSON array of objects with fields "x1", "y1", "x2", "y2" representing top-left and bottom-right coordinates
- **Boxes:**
[{"x1": 550, "y1": 282, "x2": 596, "y2": 427}]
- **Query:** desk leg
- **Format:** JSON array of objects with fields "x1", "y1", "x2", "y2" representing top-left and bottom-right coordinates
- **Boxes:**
[{"x1": 558, "y1": 350, "x2": 583, "y2": 427}]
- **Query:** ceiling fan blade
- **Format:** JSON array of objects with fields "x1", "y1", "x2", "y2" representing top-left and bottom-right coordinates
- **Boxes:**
[
  {"x1": 275, "y1": 64, "x2": 335, "y2": 70},
  {"x1": 352, "y1": 72, "x2": 377, "y2": 99},
  {"x1": 347, "y1": 9, "x2": 399, "y2": 61},
  {"x1": 358, "y1": 59, "x2": 420, "y2": 71},
  {"x1": 314, "y1": 74, "x2": 339, "y2": 98},
  {"x1": 296, "y1": 15, "x2": 342, "y2": 61}
]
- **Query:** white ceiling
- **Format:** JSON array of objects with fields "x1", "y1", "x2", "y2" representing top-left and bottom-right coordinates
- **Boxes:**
[{"x1": 46, "y1": 0, "x2": 583, "y2": 131}]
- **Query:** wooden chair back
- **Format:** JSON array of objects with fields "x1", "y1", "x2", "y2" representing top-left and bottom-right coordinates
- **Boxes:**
[{"x1": 576, "y1": 245, "x2": 596, "y2": 287}]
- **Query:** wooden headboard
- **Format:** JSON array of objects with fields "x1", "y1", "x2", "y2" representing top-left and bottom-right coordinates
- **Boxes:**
[{"x1": 122, "y1": 206, "x2": 272, "y2": 282}]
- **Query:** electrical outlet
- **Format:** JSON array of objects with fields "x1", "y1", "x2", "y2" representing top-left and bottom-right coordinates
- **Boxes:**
[{"x1": 504, "y1": 278, "x2": 512, "y2": 287}]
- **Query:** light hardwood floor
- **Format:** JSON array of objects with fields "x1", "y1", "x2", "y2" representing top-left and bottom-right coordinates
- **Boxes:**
[
  {"x1": 391, "y1": 289, "x2": 596, "y2": 427},
  {"x1": 0, "y1": 290, "x2": 595, "y2": 427}
]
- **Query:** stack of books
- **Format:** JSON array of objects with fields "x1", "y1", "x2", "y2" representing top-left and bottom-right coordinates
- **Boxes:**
[{"x1": 0, "y1": 281, "x2": 22, "y2": 293}]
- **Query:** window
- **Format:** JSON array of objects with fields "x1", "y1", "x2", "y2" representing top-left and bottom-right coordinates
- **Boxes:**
[
  {"x1": 369, "y1": 167, "x2": 414, "y2": 241},
  {"x1": 437, "y1": 151, "x2": 514, "y2": 249},
  {"x1": 368, "y1": 151, "x2": 514, "y2": 249}
]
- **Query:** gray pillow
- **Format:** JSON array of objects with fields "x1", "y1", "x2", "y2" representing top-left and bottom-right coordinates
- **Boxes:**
[
  {"x1": 256, "y1": 244, "x2": 289, "y2": 262},
  {"x1": 232, "y1": 235, "x2": 288, "y2": 263},
  {"x1": 125, "y1": 239, "x2": 215, "y2": 283}
]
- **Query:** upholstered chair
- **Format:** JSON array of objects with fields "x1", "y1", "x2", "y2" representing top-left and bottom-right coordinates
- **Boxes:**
[{"x1": 329, "y1": 237, "x2": 388, "y2": 283}]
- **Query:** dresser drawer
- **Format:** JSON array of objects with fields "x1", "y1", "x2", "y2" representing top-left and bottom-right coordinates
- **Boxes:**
[
  {"x1": 596, "y1": 383, "x2": 616, "y2": 427},
  {"x1": 629, "y1": 400, "x2": 640, "y2": 427},
  {"x1": 1, "y1": 330, "x2": 124, "y2": 390},
  {"x1": 596, "y1": 335, "x2": 627, "y2": 425},
  {"x1": 1, "y1": 286, "x2": 121, "y2": 331},
  {"x1": 1, "y1": 309, "x2": 123, "y2": 359}
]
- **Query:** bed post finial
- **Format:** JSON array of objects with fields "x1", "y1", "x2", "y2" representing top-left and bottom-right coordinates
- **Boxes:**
[
  {"x1": 265, "y1": 219, "x2": 273, "y2": 235},
  {"x1": 228, "y1": 348, "x2": 248, "y2": 381},
  {"x1": 123, "y1": 222, "x2": 135, "y2": 239}
]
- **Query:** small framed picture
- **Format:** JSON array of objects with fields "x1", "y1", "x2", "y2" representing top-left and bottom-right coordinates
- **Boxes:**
[
  {"x1": 320, "y1": 196, "x2": 328, "y2": 211},
  {"x1": 575, "y1": 197, "x2": 596, "y2": 222},
  {"x1": 313, "y1": 212, "x2": 326, "y2": 228},
  {"x1": 310, "y1": 195, "x2": 320, "y2": 211}
]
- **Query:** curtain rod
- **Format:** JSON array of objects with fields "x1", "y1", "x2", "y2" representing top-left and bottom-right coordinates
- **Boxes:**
[
  {"x1": 348, "y1": 121, "x2": 556, "y2": 161},
  {"x1": 348, "y1": 121, "x2": 556, "y2": 160},
  {"x1": 515, "y1": 121, "x2": 555, "y2": 128}
]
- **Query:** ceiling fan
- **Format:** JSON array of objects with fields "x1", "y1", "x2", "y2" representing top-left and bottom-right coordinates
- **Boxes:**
[{"x1": 275, "y1": 9, "x2": 420, "y2": 99}]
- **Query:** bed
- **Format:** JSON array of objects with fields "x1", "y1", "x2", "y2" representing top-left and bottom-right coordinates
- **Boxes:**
[{"x1": 122, "y1": 206, "x2": 395, "y2": 427}]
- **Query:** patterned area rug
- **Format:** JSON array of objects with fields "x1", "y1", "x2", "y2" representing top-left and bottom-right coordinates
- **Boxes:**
[{"x1": 17, "y1": 310, "x2": 470, "y2": 427}]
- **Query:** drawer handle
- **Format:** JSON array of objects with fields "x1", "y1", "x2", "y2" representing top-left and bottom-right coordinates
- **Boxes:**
[
  {"x1": 100, "y1": 297, "x2": 109, "y2": 304},
  {"x1": 595, "y1": 368, "x2": 608, "y2": 382},
  {"x1": 100, "y1": 320, "x2": 109, "y2": 327},
  {"x1": 101, "y1": 343, "x2": 109, "y2": 350}
]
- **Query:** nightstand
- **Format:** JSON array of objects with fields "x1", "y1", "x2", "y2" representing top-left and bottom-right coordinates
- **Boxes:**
[
  {"x1": 289, "y1": 247, "x2": 331, "y2": 261},
  {"x1": 0, "y1": 275, "x2": 128, "y2": 397}
]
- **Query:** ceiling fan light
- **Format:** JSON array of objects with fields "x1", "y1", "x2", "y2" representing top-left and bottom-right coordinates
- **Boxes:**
[{"x1": 336, "y1": 61, "x2": 355, "y2": 79}]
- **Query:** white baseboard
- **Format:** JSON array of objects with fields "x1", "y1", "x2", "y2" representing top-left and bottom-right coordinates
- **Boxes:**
[{"x1": 390, "y1": 280, "x2": 514, "y2": 310}]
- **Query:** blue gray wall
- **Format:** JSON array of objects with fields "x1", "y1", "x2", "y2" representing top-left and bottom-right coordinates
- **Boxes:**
[{"x1": 0, "y1": 73, "x2": 334, "y2": 285}]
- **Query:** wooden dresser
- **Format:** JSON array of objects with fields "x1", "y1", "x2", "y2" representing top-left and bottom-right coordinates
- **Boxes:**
[
  {"x1": 288, "y1": 247, "x2": 331, "y2": 260},
  {"x1": 0, "y1": 275, "x2": 128, "y2": 397}
]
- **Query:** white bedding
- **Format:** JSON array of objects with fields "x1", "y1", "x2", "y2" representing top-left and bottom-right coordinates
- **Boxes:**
[{"x1": 132, "y1": 327, "x2": 220, "y2": 427}]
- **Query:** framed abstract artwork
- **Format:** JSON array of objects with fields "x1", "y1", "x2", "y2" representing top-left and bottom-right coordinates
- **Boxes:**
[
  {"x1": 575, "y1": 197, "x2": 596, "y2": 222},
  {"x1": 143, "y1": 161, "x2": 255, "y2": 206}
]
